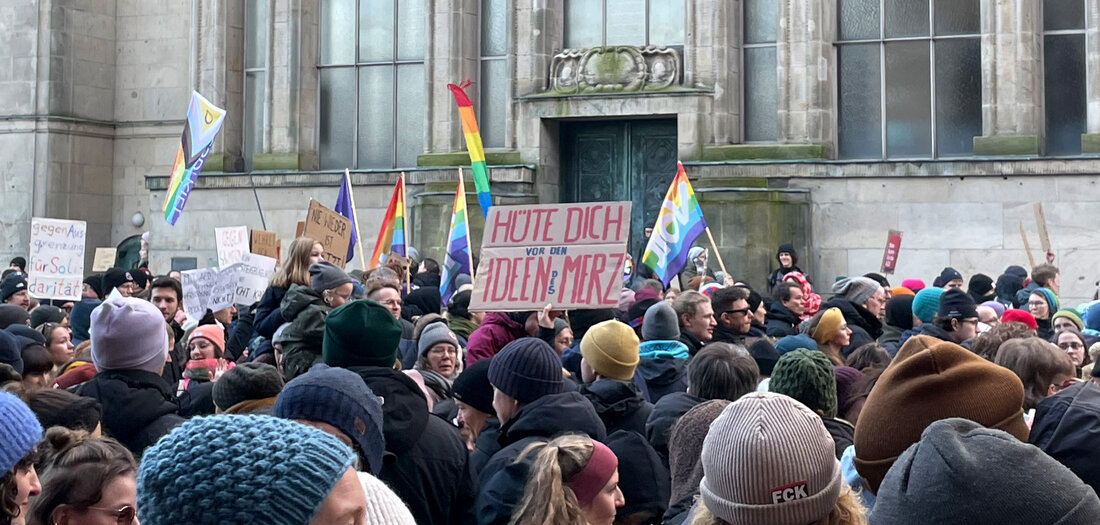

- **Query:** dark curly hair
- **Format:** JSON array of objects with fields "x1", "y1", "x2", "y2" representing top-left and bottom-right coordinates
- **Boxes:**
[{"x1": 1, "y1": 449, "x2": 39, "y2": 523}]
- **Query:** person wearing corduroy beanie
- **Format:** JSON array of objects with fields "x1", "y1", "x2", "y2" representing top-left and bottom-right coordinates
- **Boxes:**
[
  {"x1": 479, "y1": 338, "x2": 606, "y2": 490},
  {"x1": 634, "y1": 301, "x2": 690, "y2": 403},
  {"x1": 0, "y1": 391, "x2": 43, "y2": 525},
  {"x1": 321, "y1": 299, "x2": 476, "y2": 524},
  {"x1": 578, "y1": 320, "x2": 653, "y2": 436},
  {"x1": 74, "y1": 298, "x2": 184, "y2": 456},
  {"x1": 871, "y1": 418, "x2": 1100, "y2": 524},
  {"x1": 853, "y1": 340, "x2": 1029, "y2": 495},
  {"x1": 692, "y1": 392, "x2": 866, "y2": 524}
]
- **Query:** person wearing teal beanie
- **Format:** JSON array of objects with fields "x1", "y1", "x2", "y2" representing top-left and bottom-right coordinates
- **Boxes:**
[
  {"x1": 911, "y1": 287, "x2": 945, "y2": 324},
  {"x1": 1027, "y1": 287, "x2": 1059, "y2": 340}
]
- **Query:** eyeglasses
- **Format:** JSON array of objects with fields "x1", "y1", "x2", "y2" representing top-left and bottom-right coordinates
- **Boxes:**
[
  {"x1": 86, "y1": 505, "x2": 136, "y2": 524},
  {"x1": 1027, "y1": 301, "x2": 1047, "y2": 308},
  {"x1": 429, "y1": 347, "x2": 458, "y2": 356},
  {"x1": 959, "y1": 318, "x2": 980, "y2": 326},
  {"x1": 1059, "y1": 342, "x2": 1084, "y2": 350},
  {"x1": 723, "y1": 308, "x2": 751, "y2": 317}
]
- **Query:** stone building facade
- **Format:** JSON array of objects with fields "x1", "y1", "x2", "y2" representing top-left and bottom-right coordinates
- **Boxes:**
[{"x1": 3, "y1": 0, "x2": 1100, "y2": 304}]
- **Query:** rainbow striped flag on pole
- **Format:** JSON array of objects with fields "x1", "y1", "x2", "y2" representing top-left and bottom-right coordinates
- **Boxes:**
[
  {"x1": 163, "y1": 92, "x2": 227, "y2": 225},
  {"x1": 641, "y1": 162, "x2": 708, "y2": 286},
  {"x1": 439, "y1": 171, "x2": 474, "y2": 305},
  {"x1": 368, "y1": 174, "x2": 407, "y2": 269},
  {"x1": 447, "y1": 81, "x2": 493, "y2": 218}
]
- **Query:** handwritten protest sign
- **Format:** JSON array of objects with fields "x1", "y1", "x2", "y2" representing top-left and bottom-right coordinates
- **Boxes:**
[
  {"x1": 234, "y1": 253, "x2": 276, "y2": 305},
  {"x1": 470, "y1": 202, "x2": 631, "y2": 312},
  {"x1": 301, "y1": 200, "x2": 352, "y2": 268},
  {"x1": 210, "y1": 264, "x2": 242, "y2": 312},
  {"x1": 91, "y1": 247, "x2": 116, "y2": 272},
  {"x1": 215, "y1": 226, "x2": 248, "y2": 267},
  {"x1": 250, "y1": 230, "x2": 279, "y2": 260},
  {"x1": 880, "y1": 230, "x2": 903, "y2": 274},
  {"x1": 181, "y1": 264, "x2": 242, "y2": 320},
  {"x1": 28, "y1": 218, "x2": 87, "y2": 300}
]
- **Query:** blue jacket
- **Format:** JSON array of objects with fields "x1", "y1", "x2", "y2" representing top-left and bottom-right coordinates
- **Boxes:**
[{"x1": 633, "y1": 340, "x2": 690, "y2": 403}]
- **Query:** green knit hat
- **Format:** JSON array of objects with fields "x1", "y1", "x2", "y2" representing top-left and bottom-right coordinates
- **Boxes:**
[
  {"x1": 1051, "y1": 309, "x2": 1083, "y2": 331},
  {"x1": 769, "y1": 350, "x2": 838, "y2": 418},
  {"x1": 322, "y1": 300, "x2": 403, "y2": 368}
]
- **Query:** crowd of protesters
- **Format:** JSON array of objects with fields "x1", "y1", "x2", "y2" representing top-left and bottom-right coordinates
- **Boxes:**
[{"x1": 3, "y1": 240, "x2": 1100, "y2": 524}]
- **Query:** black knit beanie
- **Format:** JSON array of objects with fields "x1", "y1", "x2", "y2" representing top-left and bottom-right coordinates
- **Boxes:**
[
  {"x1": 487, "y1": 338, "x2": 563, "y2": 403},
  {"x1": 885, "y1": 295, "x2": 915, "y2": 330}
]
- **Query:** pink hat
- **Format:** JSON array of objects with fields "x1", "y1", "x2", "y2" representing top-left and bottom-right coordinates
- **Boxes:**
[{"x1": 901, "y1": 279, "x2": 926, "y2": 292}]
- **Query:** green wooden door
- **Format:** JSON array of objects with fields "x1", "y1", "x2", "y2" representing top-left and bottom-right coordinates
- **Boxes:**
[{"x1": 561, "y1": 119, "x2": 678, "y2": 258}]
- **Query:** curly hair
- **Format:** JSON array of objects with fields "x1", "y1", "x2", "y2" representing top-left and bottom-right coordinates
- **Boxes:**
[
  {"x1": 971, "y1": 321, "x2": 1035, "y2": 362},
  {"x1": 1, "y1": 449, "x2": 39, "y2": 523}
]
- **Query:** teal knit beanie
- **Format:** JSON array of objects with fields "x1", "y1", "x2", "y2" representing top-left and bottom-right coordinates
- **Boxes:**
[
  {"x1": 138, "y1": 415, "x2": 356, "y2": 525},
  {"x1": 1034, "y1": 288, "x2": 1059, "y2": 314},
  {"x1": 912, "y1": 287, "x2": 945, "y2": 323},
  {"x1": 769, "y1": 350, "x2": 838, "y2": 418},
  {"x1": 323, "y1": 300, "x2": 403, "y2": 368}
]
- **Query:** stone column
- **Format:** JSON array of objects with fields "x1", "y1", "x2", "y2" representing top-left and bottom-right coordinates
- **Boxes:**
[
  {"x1": 194, "y1": 0, "x2": 245, "y2": 170},
  {"x1": 973, "y1": 0, "x2": 1042, "y2": 155},
  {"x1": 265, "y1": 0, "x2": 318, "y2": 169},
  {"x1": 1083, "y1": 0, "x2": 1100, "y2": 151},
  {"x1": 777, "y1": 0, "x2": 834, "y2": 153},
  {"x1": 684, "y1": 0, "x2": 738, "y2": 146},
  {"x1": 426, "y1": 0, "x2": 479, "y2": 154}
]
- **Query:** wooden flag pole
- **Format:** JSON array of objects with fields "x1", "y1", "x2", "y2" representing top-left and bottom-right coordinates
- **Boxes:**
[
  {"x1": 344, "y1": 169, "x2": 368, "y2": 272},
  {"x1": 401, "y1": 172, "x2": 411, "y2": 294},
  {"x1": 460, "y1": 167, "x2": 476, "y2": 285},
  {"x1": 704, "y1": 226, "x2": 729, "y2": 277},
  {"x1": 1020, "y1": 221, "x2": 1037, "y2": 269}
]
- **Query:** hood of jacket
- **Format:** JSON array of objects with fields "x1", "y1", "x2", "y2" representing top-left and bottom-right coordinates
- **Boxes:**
[
  {"x1": 823, "y1": 296, "x2": 883, "y2": 339},
  {"x1": 766, "y1": 301, "x2": 800, "y2": 326},
  {"x1": 639, "y1": 340, "x2": 690, "y2": 360},
  {"x1": 499, "y1": 391, "x2": 606, "y2": 447},
  {"x1": 348, "y1": 365, "x2": 429, "y2": 454},
  {"x1": 280, "y1": 284, "x2": 325, "y2": 320},
  {"x1": 580, "y1": 379, "x2": 648, "y2": 419}
]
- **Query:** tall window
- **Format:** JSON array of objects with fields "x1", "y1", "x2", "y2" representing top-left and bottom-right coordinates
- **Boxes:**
[
  {"x1": 319, "y1": 0, "x2": 426, "y2": 169},
  {"x1": 244, "y1": 0, "x2": 269, "y2": 170},
  {"x1": 564, "y1": 0, "x2": 685, "y2": 48},
  {"x1": 480, "y1": 0, "x2": 508, "y2": 149},
  {"x1": 1043, "y1": 0, "x2": 1087, "y2": 156},
  {"x1": 742, "y1": 0, "x2": 778, "y2": 142},
  {"x1": 837, "y1": 0, "x2": 981, "y2": 159}
]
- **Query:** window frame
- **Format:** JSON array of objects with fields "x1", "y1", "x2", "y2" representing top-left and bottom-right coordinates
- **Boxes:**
[
  {"x1": 835, "y1": 0, "x2": 982, "y2": 160},
  {"x1": 740, "y1": 0, "x2": 779, "y2": 143},
  {"x1": 1039, "y1": 0, "x2": 1089, "y2": 156},
  {"x1": 478, "y1": 0, "x2": 510, "y2": 150},
  {"x1": 563, "y1": 0, "x2": 686, "y2": 48},
  {"x1": 243, "y1": 0, "x2": 272, "y2": 171}
]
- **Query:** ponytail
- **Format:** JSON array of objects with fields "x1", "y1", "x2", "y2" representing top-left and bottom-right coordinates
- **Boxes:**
[{"x1": 509, "y1": 434, "x2": 594, "y2": 525}]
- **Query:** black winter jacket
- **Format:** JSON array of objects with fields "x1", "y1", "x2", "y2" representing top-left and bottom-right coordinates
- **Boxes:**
[
  {"x1": 579, "y1": 379, "x2": 654, "y2": 436},
  {"x1": 1030, "y1": 382, "x2": 1100, "y2": 494},
  {"x1": 765, "y1": 301, "x2": 800, "y2": 338},
  {"x1": 820, "y1": 296, "x2": 883, "y2": 358},
  {"x1": 633, "y1": 356, "x2": 689, "y2": 403},
  {"x1": 75, "y1": 369, "x2": 184, "y2": 456},
  {"x1": 645, "y1": 392, "x2": 706, "y2": 468},
  {"x1": 251, "y1": 285, "x2": 288, "y2": 340}
]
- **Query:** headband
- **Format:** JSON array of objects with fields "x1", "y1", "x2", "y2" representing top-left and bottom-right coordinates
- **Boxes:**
[{"x1": 566, "y1": 440, "x2": 618, "y2": 508}]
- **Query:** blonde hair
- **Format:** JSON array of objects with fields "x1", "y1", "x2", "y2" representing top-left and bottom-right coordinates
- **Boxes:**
[
  {"x1": 509, "y1": 434, "x2": 596, "y2": 525},
  {"x1": 270, "y1": 237, "x2": 318, "y2": 288},
  {"x1": 688, "y1": 486, "x2": 867, "y2": 525}
]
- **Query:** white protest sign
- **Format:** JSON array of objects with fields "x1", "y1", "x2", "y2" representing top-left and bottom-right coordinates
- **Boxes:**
[
  {"x1": 181, "y1": 268, "x2": 218, "y2": 321},
  {"x1": 234, "y1": 253, "x2": 276, "y2": 306},
  {"x1": 209, "y1": 263, "x2": 242, "y2": 312},
  {"x1": 28, "y1": 218, "x2": 87, "y2": 301},
  {"x1": 215, "y1": 226, "x2": 248, "y2": 267}
]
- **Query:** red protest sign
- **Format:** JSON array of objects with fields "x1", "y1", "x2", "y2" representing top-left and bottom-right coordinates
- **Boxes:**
[{"x1": 881, "y1": 230, "x2": 903, "y2": 274}]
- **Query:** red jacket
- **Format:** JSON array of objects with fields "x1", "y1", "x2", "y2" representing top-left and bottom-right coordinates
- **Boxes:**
[{"x1": 466, "y1": 313, "x2": 527, "y2": 365}]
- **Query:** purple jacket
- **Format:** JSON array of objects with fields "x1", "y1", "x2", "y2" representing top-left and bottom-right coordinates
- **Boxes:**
[{"x1": 466, "y1": 313, "x2": 527, "y2": 365}]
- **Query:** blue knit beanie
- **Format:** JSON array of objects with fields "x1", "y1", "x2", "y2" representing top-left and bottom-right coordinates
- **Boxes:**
[
  {"x1": 488, "y1": 337, "x2": 563, "y2": 403},
  {"x1": 0, "y1": 391, "x2": 44, "y2": 473},
  {"x1": 775, "y1": 334, "x2": 818, "y2": 355},
  {"x1": 912, "y1": 287, "x2": 945, "y2": 323},
  {"x1": 138, "y1": 415, "x2": 356, "y2": 525},
  {"x1": 274, "y1": 365, "x2": 386, "y2": 476}
]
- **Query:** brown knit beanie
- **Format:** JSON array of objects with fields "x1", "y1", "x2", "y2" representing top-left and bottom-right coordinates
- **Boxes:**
[
  {"x1": 853, "y1": 340, "x2": 1028, "y2": 494},
  {"x1": 889, "y1": 334, "x2": 940, "y2": 366}
]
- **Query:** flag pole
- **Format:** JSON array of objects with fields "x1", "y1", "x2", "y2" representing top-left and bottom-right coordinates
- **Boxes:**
[
  {"x1": 460, "y1": 168, "x2": 476, "y2": 284},
  {"x1": 401, "y1": 172, "x2": 411, "y2": 294},
  {"x1": 344, "y1": 169, "x2": 368, "y2": 273},
  {"x1": 704, "y1": 226, "x2": 728, "y2": 277}
]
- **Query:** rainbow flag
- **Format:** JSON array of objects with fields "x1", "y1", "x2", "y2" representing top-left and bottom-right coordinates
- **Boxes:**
[
  {"x1": 368, "y1": 174, "x2": 407, "y2": 269},
  {"x1": 641, "y1": 162, "x2": 708, "y2": 286},
  {"x1": 439, "y1": 172, "x2": 473, "y2": 305},
  {"x1": 447, "y1": 81, "x2": 493, "y2": 217},
  {"x1": 163, "y1": 92, "x2": 227, "y2": 225}
]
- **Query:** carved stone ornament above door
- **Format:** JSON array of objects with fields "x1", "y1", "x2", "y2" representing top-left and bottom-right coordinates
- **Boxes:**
[{"x1": 549, "y1": 46, "x2": 680, "y2": 94}]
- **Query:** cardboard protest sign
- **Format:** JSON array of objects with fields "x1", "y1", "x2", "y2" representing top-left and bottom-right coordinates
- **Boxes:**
[
  {"x1": 215, "y1": 226, "x2": 248, "y2": 267},
  {"x1": 28, "y1": 218, "x2": 87, "y2": 300},
  {"x1": 91, "y1": 247, "x2": 116, "y2": 272},
  {"x1": 301, "y1": 200, "x2": 352, "y2": 268},
  {"x1": 1034, "y1": 203, "x2": 1051, "y2": 253},
  {"x1": 234, "y1": 253, "x2": 276, "y2": 306},
  {"x1": 880, "y1": 230, "x2": 902, "y2": 274},
  {"x1": 180, "y1": 267, "x2": 218, "y2": 321},
  {"x1": 470, "y1": 202, "x2": 631, "y2": 312},
  {"x1": 250, "y1": 230, "x2": 279, "y2": 260}
]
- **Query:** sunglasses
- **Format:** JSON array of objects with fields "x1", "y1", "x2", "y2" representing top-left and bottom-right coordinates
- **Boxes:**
[
  {"x1": 86, "y1": 505, "x2": 136, "y2": 524},
  {"x1": 723, "y1": 308, "x2": 751, "y2": 317}
]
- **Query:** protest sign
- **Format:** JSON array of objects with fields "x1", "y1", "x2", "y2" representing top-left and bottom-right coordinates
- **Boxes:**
[
  {"x1": 234, "y1": 253, "x2": 276, "y2": 305},
  {"x1": 250, "y1": 230, "x2": 279, "y2": 260},
  {"x1": 470, "y1": 201, "x2": 631, "y2": 311},
  {"x1": 28, "y1": 218, "x2": 87, "y2": 301},
  {"x1": 1034, "y1": 203, "x2": 1051, "y2": 253},
  {"x1": 210, "y1": 264, "x2": 242, "y2": 311},
  {"x1": 181, "y1": 267, "x2": 218, "y2": 321},
  {"x1": 215, "y1": 226, "x2": 248, "y2": 267},
  {"x1": 880, "y1": 230, "x2": 903, "y2": 274},
  {"x1": 301, "y1": 200, "x2": 352, "y2": 268},
  {"x1": 91, "y1": 247, "x2": 116, "y2": 272}
]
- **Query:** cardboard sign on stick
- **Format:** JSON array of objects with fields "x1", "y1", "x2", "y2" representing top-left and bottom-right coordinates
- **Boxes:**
[
  {"x1": 1034, "y1": 203, "x2": 1052, "y2": 253},
  {"x1": 301, "y1": 200, "x2": 352, "y2": 268},
  {"x1": 91, "y1": 247, "x2": 117, "y2": 272},
  {"x1": 215, "y1": 226, "x2": 248, "y2": 267},
  {"x1": 28, "y1": 218, "x2": 87, "y2": 301},
  {"x1": 470, "y1": 201, "x2": 631, "y2": 312},
  {"x1": 250, "y1": 230, "x2": 279, "y2": 260}
]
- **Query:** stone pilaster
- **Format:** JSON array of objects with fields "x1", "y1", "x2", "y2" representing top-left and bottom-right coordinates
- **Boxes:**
[
  {"x1": 684, "y1": 0, "x2": 738, "y2": 146},
  {"x1": 974, "y1": 0, "x2": 1042, "y2": 155},
  {"x1": 195, "y1": 0, "x2": 245, "y2": 170},
  {"x1": 777, "y1": 0, "x2": 834, "y2": 152},
  {"x1": 264, "y1": 0, "x2": 318, "y2": 169},
  {"x1": 426, "y1": 0, "x2": 479, "y2": 153}
]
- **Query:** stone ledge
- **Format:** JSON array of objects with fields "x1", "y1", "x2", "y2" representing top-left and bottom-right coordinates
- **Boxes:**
[
  {"x1": 973, "y1": 135, "x2": 1039, "y2": 156},
  {"x1": 417, "y1": 151, "x2": 523, "y2": 167},
  {"x1": 1082, "y1": 134, "x2": 1100, "y2": 154},
  {"x1": 144, "y1": 166, "x2": 538, "y2": 191},
  {"x1": 701, "y1": 143, "x2": 828, "y2": 161},
  {"x1": 252, "y1": 152, "x2": 302, "y2": 170}
]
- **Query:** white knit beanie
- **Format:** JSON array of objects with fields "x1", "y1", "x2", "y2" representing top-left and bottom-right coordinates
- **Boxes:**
[
  {"x1": 357, "y1": 472, "x2": 416, "y2": 525},
  {"x1": 699, "y1": 392, "x2": 843, "y2": 525},
  {"x1": 90, "y1": 297, "x2": 169, "y2": 374}
]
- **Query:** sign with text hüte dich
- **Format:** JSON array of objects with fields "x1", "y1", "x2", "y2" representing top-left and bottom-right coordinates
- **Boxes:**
[
  {"x1": 880, "y1": 230, "x2": 903, "y2": 274},
  {"x1": 470, "y1": 201, "x2": 631, "y2": 312},
  {"x1": 301, "y1": 200, "x2": 352, "y2": 268},
  {"x1": 215, "y1": 226, "x2": 248, "y2": 267},
  {"x1": 28, "y1": 218, "x2": 87, "y2": 301}
]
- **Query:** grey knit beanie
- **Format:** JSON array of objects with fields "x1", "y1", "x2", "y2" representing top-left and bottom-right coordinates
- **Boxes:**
[
  {"x1": 417, "y1": 322, "x2": 458, "y2": 358},
  {"x1": 870, "y1": 418, "x2": 1100, "y2": 524},
  {"x1": 642, "y1": 301, "x2": 680, "y2": 341},
  {"x1": 700, "y1": 392, "x2": 842, "y2": 525},
  {"x1": 309, "y1": 261, "x2": 354, "y2": 293},
  {"x1": 832, "y1": 276, "x2": 881, "y2": 306}
]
